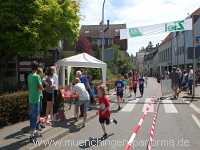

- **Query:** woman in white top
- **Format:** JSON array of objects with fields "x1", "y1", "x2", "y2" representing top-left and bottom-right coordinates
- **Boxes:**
[{"x1": 73, "y1": 78, "x2": 90, "y2": 127}]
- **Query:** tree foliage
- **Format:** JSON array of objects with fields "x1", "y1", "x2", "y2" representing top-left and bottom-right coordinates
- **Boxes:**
[
  {"x1": 106, "y1": 45, "x2": 133, "y2": 75},
  {"x1": 0, "y1": 0, "x2": 80, "y2": 57}
]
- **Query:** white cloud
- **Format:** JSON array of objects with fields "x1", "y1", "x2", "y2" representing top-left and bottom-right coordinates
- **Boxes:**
[{"x1": 80, "y1": 0, "x2": 200, "y2": 55}]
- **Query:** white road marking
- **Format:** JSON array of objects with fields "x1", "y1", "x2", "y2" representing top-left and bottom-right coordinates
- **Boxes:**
[
  {"x1": 121, "y1": 98, "x2": 139, "y2": 112},
  {"x1": 192, "y1": 114, "x2": 200, "y2": 128},
  {"x1": 142, "y1": 98, "x2": 154, "y2": 113},
  {"x1": 163, "y1": 99, "x2": 178, "y2": 113},
  {"x1": 190, "y1": 103, "x2": 200, "y2": 114}
]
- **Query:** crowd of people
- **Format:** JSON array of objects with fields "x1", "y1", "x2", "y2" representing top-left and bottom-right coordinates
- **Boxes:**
[
  {"x1": 28, "y1": 61, "x2": 59, "y2": 141},
  {"x1": 162, "y1": 66, "x2": 195, "y2": 99},
  {"x1": 27, "y1": 61, "x2": 118, "y2": 142},
  {"x1": 114, "y1": 70, "x2": 147, "y2": 110},
  {"x1": 27, "y1": 60, "x2": 149, "y2": 142}
]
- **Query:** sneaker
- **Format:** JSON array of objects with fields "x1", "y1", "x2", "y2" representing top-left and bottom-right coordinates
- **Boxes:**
[
  {"x1": 113, "y1": 119, "x2": 118, "y2": 125},
  {"x1": 34, "y1": 131, "x2": 42, "y2": 138},
  {"x1": 30, "y1": 135, "x2": 37, "y2": 143}
]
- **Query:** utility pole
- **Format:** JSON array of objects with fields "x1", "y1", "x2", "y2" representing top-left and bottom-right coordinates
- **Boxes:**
[
  {"x1": 101, "y1": 0, "x2": 106, "y2": 61},
  {"x1": 183, "y1": 31, "x2": 186, "y2": 69},
  {"x1": 176, "y1": 32, "x2": 179, "y2": 68},
  {"x1": 192, "y1": 14, "x2": 196, "y2": 97}
]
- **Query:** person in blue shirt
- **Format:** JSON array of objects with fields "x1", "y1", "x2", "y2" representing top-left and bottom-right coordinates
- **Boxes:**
[
  {"x1": 138, "y1": 75, "x2": 145, "y2": 97},
  {"x1": 115, "y1": 76, "x2": 125, "y2": 110}
]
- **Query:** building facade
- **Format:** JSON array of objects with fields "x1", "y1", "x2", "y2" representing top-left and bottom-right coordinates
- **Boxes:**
[
  {"x1": 79, "y1": 24, "x2": 128, "y2": 60},
  {"x1": 136, "y1": 52, "x2": 145, "y2": 74},
  {"x1": 156, "y1": 8, "x2": 200, "y2": 75}
]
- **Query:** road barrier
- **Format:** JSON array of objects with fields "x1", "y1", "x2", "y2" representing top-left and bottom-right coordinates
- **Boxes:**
[
  {"x1": 146, "y1": 112, "x2": 158, "y2": 150},
  {"x1": 161, "y1": 79, "x2": 173, "y2": 96},
  {"x1": 124, "y1": 97, "x2": 156, "y2": 150},
  {"x1": 146, "y1": 97, "x2": 160, "y2": 150}
]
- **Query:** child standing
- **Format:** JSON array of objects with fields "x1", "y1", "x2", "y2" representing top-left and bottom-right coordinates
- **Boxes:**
[{"x1": 97, "y1": 85, "x2": 117, "y2": 138}]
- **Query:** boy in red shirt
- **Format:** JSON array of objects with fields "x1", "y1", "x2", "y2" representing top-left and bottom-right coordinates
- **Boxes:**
[{"x1": 97, "y1": 85, "x2": 117, "y2": 138}]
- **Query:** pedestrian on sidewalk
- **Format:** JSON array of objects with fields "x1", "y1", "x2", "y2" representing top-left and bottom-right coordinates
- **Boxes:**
[
  {"x1": 128, "y1": 71, "x2": 133, "y2": 97},
  {"x1": 144, "y1": 75, "x2": 148, "y2": 88},
  {"x1": 73, "y1": 78, "x2": 90, "y2": 127},
  {"x1": 115, "y1": 76, "x2": 125, "y2": 110},
  {"x1": 188, "y1": 66, "x2": 194, "y2": 95},
  {"x1": 51, "y1": 66, "x2": 59, "y2": 121},
  {"x1": 36, "y1": 67, "x2": 45, "y2": 130},
  {"x1": 97, "y1": 85, "x2": 117, "y2": 138},
  {"x1": 28, "y1": 61, "x2": 44, "y2": 141},
  {"x1": 43, "y1": 67, "x2": 56, "y2": 125},
  {"x1": 132, "y1": 71, "x2": 138, "y2": 99},
  {"x1": 170, "y1": 67, "x2": 179, "y2": 99},
  {"x1": 139, "y1": 74, "x2": 145, "y2": 97}
]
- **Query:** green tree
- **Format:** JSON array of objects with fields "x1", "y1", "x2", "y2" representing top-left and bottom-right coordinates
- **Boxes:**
[
  {"x1": 0, "y1": 0, "x2": 80, "y2": 57},
  {"x1": 106, "y1": 45, "x2": 133, "y2": 75}
]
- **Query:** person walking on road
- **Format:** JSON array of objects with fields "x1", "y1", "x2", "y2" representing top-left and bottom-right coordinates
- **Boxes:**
[
  {"x1": 115, "y1": 76, "x2": 125, "y2": 110},
  {"x1": 28, "y1": 61, "x2": 44, "y2": 141},
  {"x1": 97, "y1": 85, "x2": 117, "y2": 139},
  {"x1": 139, "y1": 75, "x2": 145, "y2": 97}
]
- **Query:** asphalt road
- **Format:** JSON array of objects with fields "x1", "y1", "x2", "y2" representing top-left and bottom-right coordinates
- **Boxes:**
[{"x1": 42, "y1": 78, "x2": 200, "y2": 150}]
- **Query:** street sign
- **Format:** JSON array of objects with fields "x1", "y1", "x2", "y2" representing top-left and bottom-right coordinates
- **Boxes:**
[{"x1": 165, "y1": 20, "x2": 184, "y2": 32}]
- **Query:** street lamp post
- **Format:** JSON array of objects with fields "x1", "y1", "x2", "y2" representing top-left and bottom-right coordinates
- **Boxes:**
[
  {"x1": 101, "y1": 0, "x2": 106, "y2": 61},
  {"x1": 192, "y1": 14, "x2": 196, "y2": 97}
]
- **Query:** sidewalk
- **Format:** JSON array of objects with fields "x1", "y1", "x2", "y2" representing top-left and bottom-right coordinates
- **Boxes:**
[
  {"x1": 0, "y1": 103, "x2": 99, "y2": 150},
  {"x1": 179, "y1": 85, "x2": 200, "y2": 98}
]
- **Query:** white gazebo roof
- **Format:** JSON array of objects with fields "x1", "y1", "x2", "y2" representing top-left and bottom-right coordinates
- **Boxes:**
[
  {"x1": 57, "y1": 53, "x2": 106, "y2": 68},
  {"x1": 56, "y1": 53, "x2": 107, "y2": 85}
]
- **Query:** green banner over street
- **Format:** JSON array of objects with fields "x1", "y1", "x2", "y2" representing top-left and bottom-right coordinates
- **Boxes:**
[{"x1": 120, "y1": 18, "x2": 192, "y2": 39}]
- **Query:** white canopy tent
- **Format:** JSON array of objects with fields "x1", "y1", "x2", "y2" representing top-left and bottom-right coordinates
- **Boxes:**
[{"x1": 56, "y1": 53, "x2": 107, "y2": 86}]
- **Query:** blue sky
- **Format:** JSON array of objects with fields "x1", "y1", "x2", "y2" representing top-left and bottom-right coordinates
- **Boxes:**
[{"x1": 80, "y1": 0, "x2": 200, "y2": 55}]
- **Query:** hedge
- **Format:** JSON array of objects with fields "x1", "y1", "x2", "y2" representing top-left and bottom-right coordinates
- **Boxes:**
[{"x1": 0, "y1": 91, "x2": 28, "y2": 128}]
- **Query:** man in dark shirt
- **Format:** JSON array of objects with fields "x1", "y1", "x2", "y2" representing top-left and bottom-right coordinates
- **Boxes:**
[{"x1": 170, "y1": 67, "x2": 179, "y2": 99}]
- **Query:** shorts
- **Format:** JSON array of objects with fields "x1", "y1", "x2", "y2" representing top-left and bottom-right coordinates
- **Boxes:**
[
  {"x1": 79, "y1": 101, "x2": 89, "y2": 113},
  {"x1": 117, "y1": 91, "x2": 123, "y2": 98},
  {"x1": 46, "y1": 92, "x2": 54, "y2": 102},
  {"x1": 99, "y1": 117, "x2": 110, "y2": 125}
]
